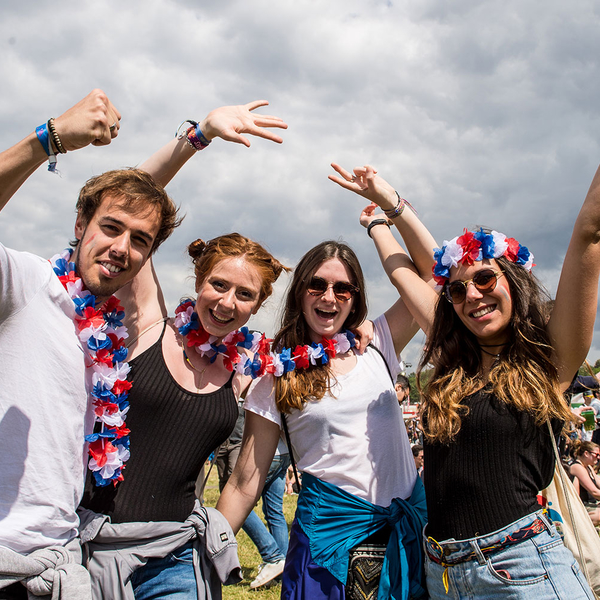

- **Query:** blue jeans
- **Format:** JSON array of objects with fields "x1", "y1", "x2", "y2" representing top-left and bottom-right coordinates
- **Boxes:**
[
  {"x1": 424, "y1": 510, "x2": 594, "y2": 599},
  {"x1": 130, "y1": 542, "x2": 196, "y2": 600},
  {"x1": 242, "y1": 453, "x2": 290, "y2": 562}
]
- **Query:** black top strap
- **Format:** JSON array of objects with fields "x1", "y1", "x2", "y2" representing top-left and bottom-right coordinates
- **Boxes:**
[{"x1": 367, "y1": 342, "x2": 394, "y2": 384}]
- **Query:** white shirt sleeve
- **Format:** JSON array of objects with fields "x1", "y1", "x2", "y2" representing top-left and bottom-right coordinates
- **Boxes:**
[
  {"x1": 245, "y1": 374, "x2": 282, "y2": 428},
  {"x1": 0, "y1": 244, "x2": 52, "y2": 322}
]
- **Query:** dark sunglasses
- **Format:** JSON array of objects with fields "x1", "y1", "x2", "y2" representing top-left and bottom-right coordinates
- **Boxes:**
[
  {"x1": 444, "y1": 269, "x2": 504, "y2": 304},
  {"x1": 306, "y1": 276, "x2": 359, "y2": 302}
]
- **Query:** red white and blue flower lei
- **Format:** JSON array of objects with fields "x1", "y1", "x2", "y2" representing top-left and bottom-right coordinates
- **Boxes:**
[
  {"x1": 50, "y1": 249, "x2": 131, "y2": 487},
  {"x1": 174, "y1": 299, "x2": 356, "y2": 378},
  {"x1": 432, "y1": 228, "x2": 534, "y2": 286}
]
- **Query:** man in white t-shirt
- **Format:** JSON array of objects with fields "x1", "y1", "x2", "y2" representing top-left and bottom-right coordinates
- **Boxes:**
[{"x1": 0, "y1": 91, "x2": 178, "y2": 599}]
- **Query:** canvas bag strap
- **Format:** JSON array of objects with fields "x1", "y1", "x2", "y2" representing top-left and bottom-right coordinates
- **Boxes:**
[{"x1": 546, "y1": 420, "x2": 590, "y2": 582}]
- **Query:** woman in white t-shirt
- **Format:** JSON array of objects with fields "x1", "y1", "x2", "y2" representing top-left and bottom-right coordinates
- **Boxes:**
[{"x1": 217, "y1": 176, "x2": 437, "y2": 599}]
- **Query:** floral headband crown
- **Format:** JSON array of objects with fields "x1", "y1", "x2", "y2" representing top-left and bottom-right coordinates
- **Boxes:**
[{"x1": 432, "y1": 228, "x2": 534, "y2": 286}]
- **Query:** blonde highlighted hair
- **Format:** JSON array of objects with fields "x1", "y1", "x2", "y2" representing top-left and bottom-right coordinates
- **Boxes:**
[{"x1": 418, "y1": 257, "x2": 573, "y2": 444}]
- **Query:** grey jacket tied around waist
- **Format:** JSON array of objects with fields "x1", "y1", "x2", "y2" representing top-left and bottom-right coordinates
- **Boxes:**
[
  {"x1": 0, "y1": 538, "x2": 91, "y2": 600},
  {"x1": 78, "y1": 501, "x2": 242, "y2": 600}
]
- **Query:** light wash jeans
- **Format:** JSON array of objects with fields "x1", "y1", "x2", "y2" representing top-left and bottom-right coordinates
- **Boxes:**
[
  {"x1": 424, "y1": 510, "x2": 594, "y2": 599},
  {"x1": 130, "y1": 542, "x2": 196, "y2": 600},
  {"x1": 242, "y1": 453, "x2": 290, "y2": 562}
]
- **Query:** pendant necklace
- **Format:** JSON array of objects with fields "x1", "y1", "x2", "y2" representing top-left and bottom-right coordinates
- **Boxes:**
[
  {"x1": 183, "y1": 348, "x2": 208, "y2": 392},
  {"x1": 479, "y1": 347, "x2": 501, "y2": 359},
  {"x1": 479, "y1": 342, "x2": 508, "y2": 360}
]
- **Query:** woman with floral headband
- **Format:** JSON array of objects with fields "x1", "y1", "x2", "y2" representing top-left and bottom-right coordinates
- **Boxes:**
[
  {"x1": 329, "y1": 162, "x2": 600, "y2": 599},
  {"x1": 217, "y1": 201, "x2": 438, "y2": 598}
]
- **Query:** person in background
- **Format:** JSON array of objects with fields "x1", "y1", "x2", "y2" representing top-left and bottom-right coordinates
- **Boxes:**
[
  {"x1": 217, "y1": 402, "x2": 290, "y2": 589},
  {"x1": 584, "y1": 389, "x2": 600, "y2": 444},
  {"x1": 395, "y1": 374, "x2": 411, "y2": 405},
  {"x1": 570, "y1": 440, "x2": 600, "y2": 526},
  {"x1": 412, "y1": 445, "x2": 424, "y2": 478}
]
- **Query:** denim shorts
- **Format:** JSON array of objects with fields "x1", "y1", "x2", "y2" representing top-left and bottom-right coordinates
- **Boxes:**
[
  {"x1": 424, "y1": 510, "x2": 594, "y2": 599},
  {"x1": 130, "y1": 542, "x2": 196, "y2": 600}
]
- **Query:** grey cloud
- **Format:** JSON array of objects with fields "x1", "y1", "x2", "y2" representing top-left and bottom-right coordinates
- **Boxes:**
[{"x1": 1, "y1": 0, "x2": 600, "y2": 370}]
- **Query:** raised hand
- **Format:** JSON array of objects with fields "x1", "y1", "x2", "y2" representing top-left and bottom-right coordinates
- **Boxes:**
[
  {"x1": 359, "y1": 203, "x2": 389, "y2": 229},
  {"x1": 329, "y1": 163, "x2": 397, "y2": 211},
  {"x1": 53, "y1": 89, "x2": 121, "y2": 151},
  {"x1": 353, "y1": 318, "x2": 375, "y2": 354},
  {"x1": 199, "y1": 100, "x2": 287, "y2": 147}
]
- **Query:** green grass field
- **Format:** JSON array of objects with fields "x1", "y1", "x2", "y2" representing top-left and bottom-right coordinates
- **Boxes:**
[{"x1": 203, "y1": 468, "x2": 297, "y2": 599}]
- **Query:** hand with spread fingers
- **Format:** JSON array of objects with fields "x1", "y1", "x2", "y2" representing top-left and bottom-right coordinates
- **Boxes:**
[
  {"x1": 198, "y1": 100, "x2": 288, "y2": 147},
  {"x1": 329, "y1": 163, "x2": 398, "y2": 212}
]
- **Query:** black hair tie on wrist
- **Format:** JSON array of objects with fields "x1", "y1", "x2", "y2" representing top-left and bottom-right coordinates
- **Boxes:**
[{"x1": 367, "y1": 218, "x2": 391, "y2": 239}]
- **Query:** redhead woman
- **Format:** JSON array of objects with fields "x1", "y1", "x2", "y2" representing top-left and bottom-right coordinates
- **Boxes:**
[
  {"x1": 330, "y1": 162, "x2": 600, "y2": 599},
  {"x1": 78, "y1": 102, "x2": 289, "y2": 599},
  {"x1": 570, "y1": 440, "x2": 600, "y2": 525},
  {"x1": 217, "y1": 194, "x2": 437, "y2": 598}
]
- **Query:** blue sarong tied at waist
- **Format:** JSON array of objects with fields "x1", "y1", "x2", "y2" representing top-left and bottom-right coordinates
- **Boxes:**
[{"x1": 295, "y1": 472, "x2": 427, "y2": 600}]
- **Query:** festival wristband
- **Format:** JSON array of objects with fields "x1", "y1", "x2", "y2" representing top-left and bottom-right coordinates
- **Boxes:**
[
  {"x1": 35, "y1": 123, "x2": 58, "y2": 173},
  {"x1": 36, "y1": 123, "x2": 51, "y2": 155},
  {"x1": 176, "y1": 119, "x2": 211, "y2": 151},
  {"x1": 383, "y1": 191, "x2": 406, "y2": 219},
  {"x1": 367, "y1": 218, "x2": 391, "y2": 238}
]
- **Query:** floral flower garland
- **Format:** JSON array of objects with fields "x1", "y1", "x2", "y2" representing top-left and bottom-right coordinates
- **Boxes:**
[
  {"x1": 50, "y1": 249, "x2": 131, "y2": 487},
  {"x1": 174, "y1": 299, "x2": 356, "y2": 379},
  {"x1": 432, "y1": 228, "x2": 534, "y2": 286}
]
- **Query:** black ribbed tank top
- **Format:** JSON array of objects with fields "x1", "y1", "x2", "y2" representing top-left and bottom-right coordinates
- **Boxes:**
[
  {"x1": 81, "y1": 323, "x2": 238, "y2": 523},
  {"x1": 423, "y1": 389, "x2": 558, "y2": 541}
]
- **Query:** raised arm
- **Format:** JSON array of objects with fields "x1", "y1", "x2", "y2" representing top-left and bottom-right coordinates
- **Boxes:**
[
  {"x1": 115, "y1": 259, "x2": 168, "y2": 357},
  {"x1": 123, "y1": 101, "x2": 287, "y2": 345},
  {"x1": 547, "y1": 164, "x2": 600, "y2": 390},
  {"x1": 329, "y1": 164, "x2": 439, "y2": 351},
  {"x1": 216, "y1": 411, "x2": 281, "y2": 533},
  {"x1": 329, "y1": 163, "x2": 438, "y2": 281},
  {"x1": 0, "y1": 89, "x2": 120, "y2": 212},
  {"x1": 360, "y1": 203, "x2": 438, "y2": 352},
  {"x1": 140, "y1": 100, "x2": 287, "y2": 188}
]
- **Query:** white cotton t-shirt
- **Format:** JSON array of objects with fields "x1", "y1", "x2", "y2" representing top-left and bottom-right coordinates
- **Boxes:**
[
  {"x1": 0, "y1": 245, "x2": 92, "y2": 554},
  {"x1": 245, "y1": 314, "x2": 417, "y2": 507}
]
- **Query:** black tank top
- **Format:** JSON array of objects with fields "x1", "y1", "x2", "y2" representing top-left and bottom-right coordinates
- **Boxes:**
[
  {"x1": 424, "y1": 389, "x2": 558, "y2": 540},
  {"x1": 573, "y1": 460, "x2": 600, "y2": 504},
  {"x1": 81, "y1": 323, "x2": 238, "y2": 522}
]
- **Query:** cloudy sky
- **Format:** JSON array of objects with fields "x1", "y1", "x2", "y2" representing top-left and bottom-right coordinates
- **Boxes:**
[{"x1": 1, "y1": 0, "x2": 600, "y2": 370}]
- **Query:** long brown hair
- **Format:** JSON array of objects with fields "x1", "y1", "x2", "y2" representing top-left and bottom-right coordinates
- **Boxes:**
[
  {"x1": 418, "y1": 257, "x2": 573, "y2": 443},
  {"x1": 188, "y1": 233, "x2": 289, "y2": 309},
  {"x1": 274, "y1": 241, "x2": 368, "y2": 413}
]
